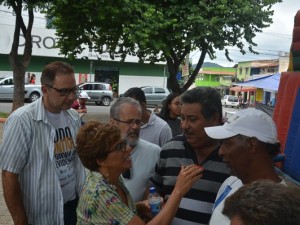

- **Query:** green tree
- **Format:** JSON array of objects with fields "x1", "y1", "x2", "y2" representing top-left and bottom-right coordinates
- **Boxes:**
[
  {"x1": 1, "y1": 0, "x2": 49, "y2": 111},
  {"x1": 46, "y1": 0, "x2": 281, "y2": 93}
]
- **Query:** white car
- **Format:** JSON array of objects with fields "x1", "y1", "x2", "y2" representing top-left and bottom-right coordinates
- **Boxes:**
[
  {"x1": 78, "y1": 82, "x2": 113, "y2": 106},
  {"x1": 140, "y1": 86, "x2": 170, "y2": 106},
  {"x1": 221, "y1": 95, "x2": 239, "y2": 108},
  {"x1": 0, "y1": 77, "x2": 42, "y2": 102}
]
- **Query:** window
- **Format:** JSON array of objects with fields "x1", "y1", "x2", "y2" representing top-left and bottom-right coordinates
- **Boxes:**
[
  {"x1": 214, "y1": 76, "x2": 220, "y2": 81},
  {"x1": 82, "y1": 84, "x2": 92, "y2": 90},
  {"x1": 95, "y1": 84, "x2": 105, "y2": 90},
  {"x1": 154, "y1": 88, "x2": 165, "y2": 94},
  {"x1": 4, "y1": 79, "x2": 13, "y2": 85},
  {"x1": 143, "y1": 87, "x2": 153, "y2": 94}
]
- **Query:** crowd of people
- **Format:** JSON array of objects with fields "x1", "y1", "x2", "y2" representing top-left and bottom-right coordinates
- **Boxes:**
[{"x1": 0, "y1": 61, "x2": 299, "y2": 225}]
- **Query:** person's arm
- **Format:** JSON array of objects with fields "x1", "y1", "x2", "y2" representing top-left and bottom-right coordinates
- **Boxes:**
[
  {"x1": 77, "y1": 108, "x2": 87, "y2": 113},
  {"x1": 2, "y1": 170, "x2": 29, "y2": 225},
  {"x1": 128, "y1": 165, "x2": 204, "y2": 225}
]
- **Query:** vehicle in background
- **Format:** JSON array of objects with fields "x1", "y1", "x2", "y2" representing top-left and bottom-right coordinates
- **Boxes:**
[
  {"x1": 140, "y1": 86, "x2": 170, "y2": 107},
  {"x1": 78, "y1": 82, "x2": 113, "y2": 106},
  {"x1": 221, "y1": 95, "x2": 239, "y2": 108},
  {"x1": 0, "y1": 77, "x2": 42, "y2": 102}
]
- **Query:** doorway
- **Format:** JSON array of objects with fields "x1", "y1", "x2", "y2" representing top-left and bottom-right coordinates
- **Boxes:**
[{"x1": 94, "y1": 67, "x2": 119, "y2": 94}]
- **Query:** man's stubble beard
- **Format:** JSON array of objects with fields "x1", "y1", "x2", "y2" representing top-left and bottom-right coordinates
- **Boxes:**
[{"x1": 125, "y1": 136, "x2": 139, "y2": 148}]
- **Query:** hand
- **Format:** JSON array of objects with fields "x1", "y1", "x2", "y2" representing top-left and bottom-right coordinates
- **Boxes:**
[
  {"x1": 135, "y1": 200, "x2": 152, "y2": 222},
  {"x1": 173, "y1": 164, "x2": 204, "y2": 197}
]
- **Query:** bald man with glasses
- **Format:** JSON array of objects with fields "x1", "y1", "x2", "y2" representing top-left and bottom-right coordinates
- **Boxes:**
[
  {"x1": 0, "y1": 61, "x2": 86, "y2": 225},
  {"x1": 110, "y1": 97, "x2": 161, "y2": 203}
]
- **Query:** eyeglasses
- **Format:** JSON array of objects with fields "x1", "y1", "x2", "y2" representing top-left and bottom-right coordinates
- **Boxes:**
[
  {"x1": 45, "y1": 84, "x2": 78, "y2": 96},
  {"x1": 113, "y1": 118, "x2": 142, "y2": 126},
  {"x1": 109, "y1": 140, "x2": 127, "y2": 154}
]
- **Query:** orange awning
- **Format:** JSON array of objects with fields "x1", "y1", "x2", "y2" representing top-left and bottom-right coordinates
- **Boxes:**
[{"x1": 230, "y1": 86, "x2": 256, "y2": 92}]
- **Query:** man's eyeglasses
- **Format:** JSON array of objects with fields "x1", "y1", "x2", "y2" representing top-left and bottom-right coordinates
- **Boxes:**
[
  {"x1": 45, "y1": 84, "x2": 78, "y2": 96},
  {"x1": 109, "y1": 140, "x2": 127, "y2": 153},
  {"x1": 113, "y1": 118, "x2": 142, "y2": 126}
]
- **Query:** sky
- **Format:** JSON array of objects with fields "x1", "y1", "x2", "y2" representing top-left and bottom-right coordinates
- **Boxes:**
[{"x1": 191, "y1": 0, "x2": 300, "y2": 67}]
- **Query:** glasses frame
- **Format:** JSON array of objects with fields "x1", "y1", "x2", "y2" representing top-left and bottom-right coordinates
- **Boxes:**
[
  {"x1": 113, "y1": 118, "x2": 143, "y2": 126},
  {"x1": 45, "y1": 84, "x2": 78, "y2": 96}
]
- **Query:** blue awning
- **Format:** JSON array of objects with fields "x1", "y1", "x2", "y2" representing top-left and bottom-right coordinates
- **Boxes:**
[{"x1": 234, "y1": 73, "x2": 280, "y2": 91}]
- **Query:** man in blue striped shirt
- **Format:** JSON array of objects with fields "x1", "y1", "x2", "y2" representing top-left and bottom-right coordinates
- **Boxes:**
[
  {"x1": 0, "y1": 61, "x2": 86, "y2": 225},
  {"x1": 151, "y1": 87, "x2": 230, "y2": 225}
]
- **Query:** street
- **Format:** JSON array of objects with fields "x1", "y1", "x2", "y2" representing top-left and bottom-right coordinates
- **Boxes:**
[{"x1": 0, "y1": 100, "x2": 112, "y2": 114}]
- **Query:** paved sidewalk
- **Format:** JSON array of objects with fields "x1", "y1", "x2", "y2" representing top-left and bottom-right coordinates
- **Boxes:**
[{"x1": 0, "y1": 112, "x2": 109, "y2": 224}]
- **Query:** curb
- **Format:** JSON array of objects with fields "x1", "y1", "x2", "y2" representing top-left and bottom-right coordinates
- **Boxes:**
[{"x1": 0, "y1": 118, "x2": 7, "y2": 123}]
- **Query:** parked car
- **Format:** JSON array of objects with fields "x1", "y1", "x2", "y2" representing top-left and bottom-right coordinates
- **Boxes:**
[
  {"x1": 140, "y1": 86, "x2": 170, "y2": 106},
  {"x1": 221, "y1": 95, "x2": 239, "y2": 108},
  {"x1": 0, "y1": 76, "x2": 42, "y2": 102},
  {"x1": 78, "y1": 82, "x2": 113, "y2": 106}
]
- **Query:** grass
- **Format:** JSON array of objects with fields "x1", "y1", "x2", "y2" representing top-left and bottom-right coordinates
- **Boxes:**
[{"x1": 0, "y1": 112, "x2": 9, "y2": 118}]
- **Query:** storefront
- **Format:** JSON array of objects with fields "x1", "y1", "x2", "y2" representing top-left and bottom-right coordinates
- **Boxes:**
[{"x1": 0, "y1": 24, "x2": 167, "y2": 95}]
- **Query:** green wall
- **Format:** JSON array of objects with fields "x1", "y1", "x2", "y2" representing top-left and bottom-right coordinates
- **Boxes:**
[{"x1": 0, "y1": 54, "x2": 165, "y2": 77}]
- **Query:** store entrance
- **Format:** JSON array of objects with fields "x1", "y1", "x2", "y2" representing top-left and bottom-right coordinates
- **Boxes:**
[{"x1": 94, "y1": 67, "x2": 119, "y2": 94}]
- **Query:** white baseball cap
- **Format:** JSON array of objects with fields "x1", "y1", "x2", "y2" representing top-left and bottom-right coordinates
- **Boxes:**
[
  {"x1": 204, "y1": 108, "x2": 278, "y2": 144},
  {"x1": 79, "y1": 91, "x2": 90, "y2": 99}
]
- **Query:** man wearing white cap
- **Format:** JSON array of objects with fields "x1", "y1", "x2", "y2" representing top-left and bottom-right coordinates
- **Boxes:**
[
  {"x1": 204, "y1": 108, "x2": 284, "y2": 225},
  {"x1": 71, "y1": 91, "x2": 90, "y2": 113}
]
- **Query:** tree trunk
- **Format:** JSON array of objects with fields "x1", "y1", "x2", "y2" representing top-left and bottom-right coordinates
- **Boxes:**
[
  {"x1": 9, "y1": 2, "x2": 34, "y2": 112},
  {"x1": 183, "y1": 44, "x2": 208, "y2": 91}
]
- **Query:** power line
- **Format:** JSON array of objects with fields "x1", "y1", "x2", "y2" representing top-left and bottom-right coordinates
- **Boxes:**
[{"x1": 259, "y1": 32, "x2": 292, "y2": 40}]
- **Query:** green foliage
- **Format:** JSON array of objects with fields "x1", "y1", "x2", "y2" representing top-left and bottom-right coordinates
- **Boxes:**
[
  {"x1": 0, "y1": 112, "x2": 9, "y2": 118},
  {"x1": 45, "y1": 0, "x2": 281, "y2": 92}
]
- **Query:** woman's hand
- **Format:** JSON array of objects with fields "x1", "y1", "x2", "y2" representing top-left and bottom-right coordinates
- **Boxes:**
[
  {"x1": 135, "y1": 200, "x2": 152, "y2": 222},
  {"x1": 173, "y1": 164, "x2": 204, "y2": 198}
]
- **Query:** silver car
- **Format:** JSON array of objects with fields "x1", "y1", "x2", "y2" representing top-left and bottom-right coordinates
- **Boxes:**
[
  {"x1": 0, "y1": 77, "x2": 42, "y2": 102},
  {"x1": 141, "y1": 86, "x2": 170, "y2": 106},
  {"x1": 221, "y1": 95, "x2": 239, "y2": 108},
  {"x1": 78, "y1": 82, "x2": 113, "y2": 106}
]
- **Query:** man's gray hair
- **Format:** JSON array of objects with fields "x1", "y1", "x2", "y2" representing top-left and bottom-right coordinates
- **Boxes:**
[{"x1": 110, "y1": 97, "x2": 142, "y2": 119}]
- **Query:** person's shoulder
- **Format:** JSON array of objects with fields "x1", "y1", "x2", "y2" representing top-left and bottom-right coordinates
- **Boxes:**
[
  {"x1": 161, "y1": 135, "x2": 185, "y2": 150},
  {"x1": 139, "y1": 139, "x2": 161, "y2": 151},
  {"x1": 153, "y1": 113, "x2": 168, "y2": 125},
  {"x1": 223, "y1": 176, "x2": 242, "y2": 187},
  {"x1": 7, "y1": 101, "x2": 38, "y2": 122},
  {"x1": 67, "y1": 108, "x2": 80, "y2": 116}
]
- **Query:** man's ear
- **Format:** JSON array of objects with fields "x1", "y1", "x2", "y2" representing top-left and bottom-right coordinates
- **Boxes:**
[
  {"x1": 210, "y1": 112, "x2": 221, "y2": 126},
  {"x1": 41, "y1": 85, "x2": 48, "y2": 95},
  {"x1": 248, "y1": 137, "x2": 258, "y2": 153}
]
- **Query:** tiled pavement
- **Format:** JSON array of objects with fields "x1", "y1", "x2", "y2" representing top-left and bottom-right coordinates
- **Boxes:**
[{"x1": 0, "y1": 112, "x2": 109, "y2": 224}]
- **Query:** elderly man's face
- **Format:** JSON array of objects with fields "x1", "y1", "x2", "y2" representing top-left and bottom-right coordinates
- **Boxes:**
[
  {"x1": 112, "y1": 103, "x2": 142, "y2": 147},
  {"x1": 219, "y1": 135, "x2": 252, "y2": 178}
]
